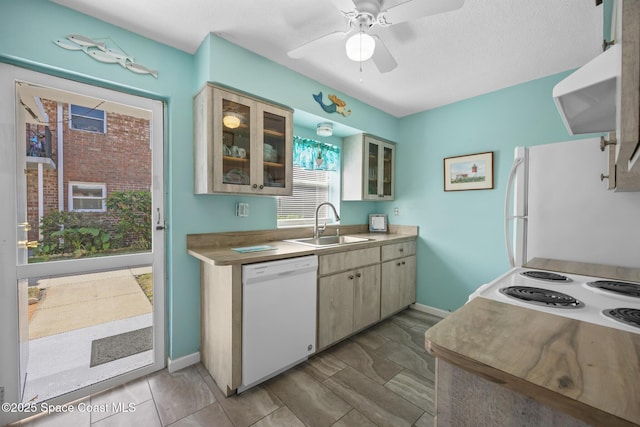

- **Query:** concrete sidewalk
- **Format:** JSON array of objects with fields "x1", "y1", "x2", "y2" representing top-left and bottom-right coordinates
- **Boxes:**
[{"x1": 29, "y1": 267, "x2": 152, "y2": 339}]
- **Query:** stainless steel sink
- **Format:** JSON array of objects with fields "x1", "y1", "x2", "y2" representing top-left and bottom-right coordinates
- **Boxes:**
[{"x1": 284, "y1": 235, "x2": 371, "y2": 248}]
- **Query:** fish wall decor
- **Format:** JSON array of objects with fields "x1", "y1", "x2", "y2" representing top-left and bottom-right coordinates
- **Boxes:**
[{"x1": 52, "y1": 34, "x2": 158, "y2": 79}]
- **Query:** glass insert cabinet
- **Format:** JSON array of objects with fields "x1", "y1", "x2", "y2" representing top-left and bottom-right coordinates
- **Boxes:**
[
  {"x1": 193, "y1": 83, "x2": 293, "y2": 195},
  {"x1": 342, "y1": 133, "x2": 395, "y2": 201}
]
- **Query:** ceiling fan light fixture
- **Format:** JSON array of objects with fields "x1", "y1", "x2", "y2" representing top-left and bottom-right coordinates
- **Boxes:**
[
  {"x1": 345, "y1": 32, "x2": 375, "y2": 62},
  {"x1": 223, "y1": 112, "x2": 243, "y2": 129}
]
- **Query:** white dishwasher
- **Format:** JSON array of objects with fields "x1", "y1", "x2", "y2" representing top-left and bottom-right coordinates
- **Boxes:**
[{"x1": 239, "y1": 255, "x2": 318, "y2": 392}]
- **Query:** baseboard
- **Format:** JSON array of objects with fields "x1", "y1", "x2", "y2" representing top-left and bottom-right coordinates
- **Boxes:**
[
  {"x1": 167, "y1": 352, "x2": 200, "y2": 373},
  {"x1": 410, "y1": 302, "x2": 450, "y2": 318}
]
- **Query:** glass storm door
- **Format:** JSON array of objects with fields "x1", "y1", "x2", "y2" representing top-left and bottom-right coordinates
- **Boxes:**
[{"x1": 0, "y1": 64, "x2": 165, "y2": 424}]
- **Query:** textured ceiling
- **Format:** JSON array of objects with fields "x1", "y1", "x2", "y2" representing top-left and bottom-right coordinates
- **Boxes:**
[{"x1": 51, "y1": 0, "x2": 604, "y2": 117}]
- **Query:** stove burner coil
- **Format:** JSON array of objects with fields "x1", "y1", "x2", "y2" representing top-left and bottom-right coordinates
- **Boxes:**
[
  {"x1": 499, "y1": 286, "x2": 583, "y2": 308},
  {"x1": 520, "y1": 271, "x2": 571, "y2": 282},
  {"x1": 587, "y1": 281, "x2": 640, "y2": 298},
  {"x1": 603, "y1": 308, "x2": 640, "y2": 329}
]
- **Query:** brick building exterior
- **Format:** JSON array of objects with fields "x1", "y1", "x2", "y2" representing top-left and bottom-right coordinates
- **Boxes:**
[{"x1": 26, "y1": 99, "x2": 151, "y2": 246}]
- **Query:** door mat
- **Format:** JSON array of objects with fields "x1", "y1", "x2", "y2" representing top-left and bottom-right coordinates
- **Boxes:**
[{"x1": 90, "y1": 326, "x2": 152, "y2": 367}]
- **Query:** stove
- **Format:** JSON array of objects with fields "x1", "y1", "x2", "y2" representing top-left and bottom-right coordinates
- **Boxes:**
[{"x1": 469, "y1": 268, "x2": 640, "y2": 334}]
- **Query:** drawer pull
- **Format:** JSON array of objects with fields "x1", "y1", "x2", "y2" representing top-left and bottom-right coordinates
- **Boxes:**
[
  {"x1": 355, "y1": 272, "x2": 362, "y2": 278},
  {"x1": 397, "y1": 262, "x2": 401, "y2": 266},
  {"x1": 399, "y1": 248, "x2": 404, "y2": 252},
  {"x1": 401, "y1": 261, "x2": 406, "y2": 265}
]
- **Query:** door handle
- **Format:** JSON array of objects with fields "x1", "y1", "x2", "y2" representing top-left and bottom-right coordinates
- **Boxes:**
[
  {"x1": 18, "y1": 240, "x2": 38, "y2": 249},
  {"x1": 17, "y1": 222, "x2": 31, "y2": 231},
  {"x1": 156, "y1": 208, "x2": 165, "y2": 230}
]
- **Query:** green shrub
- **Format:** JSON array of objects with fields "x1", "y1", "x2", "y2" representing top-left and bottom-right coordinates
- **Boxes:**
[
  {"x1": 106, "y1": 190, "x2": 151, "y2": 250},
  {"x1": 51, "y1": 226, "x2": 110, "y2": 257},
  {"x1": 36, "y1": 210, "x2": 81, "y2": 255},
  {"x1": 34, "y1": 210, "x2": 112, "y2": 258}
]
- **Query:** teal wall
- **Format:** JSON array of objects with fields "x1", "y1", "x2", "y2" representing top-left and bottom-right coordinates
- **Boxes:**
[
  {"x1": 0, "y1": 0, "x2": 605, "y2": 361},
  {"x1": 387, "y1": 72, "x2": 596, "y2": 311},
  {"x1": 0, "y1": 0, "x2": 395, "y2": 361}
]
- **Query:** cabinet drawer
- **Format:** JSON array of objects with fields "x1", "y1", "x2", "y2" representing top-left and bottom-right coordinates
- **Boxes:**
[
  {"x1": 319, "y1": 247, "x2": 380, "y2": 275},
  {"x1": 381, "y1": 240, "x2": 416, "y2": 261}
]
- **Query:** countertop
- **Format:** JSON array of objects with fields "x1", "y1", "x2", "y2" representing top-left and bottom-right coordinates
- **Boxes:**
[
  {"x1": 187, "y1": 224, "x2": 418, "y2": 266},
  {"x1": 424, "y1": 259, "x2": 640, "y2": 427}
]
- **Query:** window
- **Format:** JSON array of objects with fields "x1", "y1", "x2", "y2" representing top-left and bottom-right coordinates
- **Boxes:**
[
  {"x1": 277, "y1": 137, "x2": 340, "y2": 227},
  {"x1": 69, "y1": 182, "x2": 106, "y2": 212},
  {"x1": 70, "y1": 104, "x2": 106, "y2": 133}
]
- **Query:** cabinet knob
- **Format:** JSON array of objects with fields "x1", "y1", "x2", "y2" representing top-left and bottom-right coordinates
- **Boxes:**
[
  {"x1": 252, "y1": 184, "x2": 258, "y2": 189},
  {"x1": 600, "y1": 135, "x2": 617, "y2": 151},
  {"x1": 602, "y1": 39, "x2": 616, "y2": 51},
  {"x1": 601, "y1": 173, "x2": 609, "y2": 182},
  {"x1": 355, "y1": 272, "x2": 362, "y2": 278},
  {"x1": 348, "y1": 275, "x2": 354, "y2": 280},
  {"x1": 396, "y1": 262, "x2": 401, "y2": 266},
  {"x1": 401, "y1": 261, "x2": 406, "y2": 265},
  {"x1": 399, "y1": 248, "x2": 404, "y2": 252},
  {"x1": 259, "y1": 185, "x2": 264, "y2": 189}
]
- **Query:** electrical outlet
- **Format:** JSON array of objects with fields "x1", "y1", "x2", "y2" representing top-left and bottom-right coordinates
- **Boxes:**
[
  {"x1": 394, "y1": 207, "x2": 399, "y2": 216},
  {"x1": 236, "y1": 202, "x2": 249, "y2": 217},
  {"x1": 0, "y1": 386, "x2": 4, "y2": 404}
]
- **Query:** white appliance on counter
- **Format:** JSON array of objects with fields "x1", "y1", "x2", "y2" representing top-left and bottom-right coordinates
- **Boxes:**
[
  {"x1": 240, "y1": 255, "x2": 318, "y2": 393},
  {"x1": 470, "y1": 138, "x2": 640, "y2": 332}
]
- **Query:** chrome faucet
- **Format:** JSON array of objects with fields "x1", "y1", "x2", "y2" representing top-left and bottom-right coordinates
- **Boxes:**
[{"x1": 314, "y1": 202, "x2": 341, "y2": 239}]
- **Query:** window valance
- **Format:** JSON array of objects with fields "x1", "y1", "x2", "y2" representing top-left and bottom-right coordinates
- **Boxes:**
[{"x1": 293, "y1": 136, "x2": 339, "y2": 171}]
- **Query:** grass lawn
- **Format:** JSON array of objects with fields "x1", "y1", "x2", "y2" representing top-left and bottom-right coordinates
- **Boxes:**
[{"x1": 136, "y1": 273, "x2": 153, "y2": 303}]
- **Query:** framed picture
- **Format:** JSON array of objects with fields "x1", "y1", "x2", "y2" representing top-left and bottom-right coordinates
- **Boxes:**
[
  {"x1": 444, "y1": 151, "x2": 494, "y2": 191},
  {"x1": 223, "y1": 131, "x2": 234, "y2": 147}
]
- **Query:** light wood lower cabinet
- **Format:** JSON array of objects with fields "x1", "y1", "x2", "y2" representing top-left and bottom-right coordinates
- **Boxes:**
[
  {"x1": 380, "y1": 240, "x2": 417, "y2": 318},
  {"x1": 381, "y1": 255, "x2": 417, "y2": 318},
  {"x1": 318, "y1": 264, "x2": 381, "y2": 349},
  {"x1": 200, "y1": 262, "x2": 242, "y2": 396},
  {"x1": 353, "y1": 265, "x2": 381, "y2": 331},
  {"x1": 197, "y1": 237, "x2": 417, "y2": 394},
  {"x1": 318, "y1": 248, "x2": 381, "y2": 350},
  {"x1": 318, "y1": 270, "x2": 355, "y2": 349}
]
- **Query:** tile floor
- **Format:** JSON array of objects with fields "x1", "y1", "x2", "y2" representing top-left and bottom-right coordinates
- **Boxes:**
[{"x1": 12, "y1": 309, "x2": 440, "y2": 427}]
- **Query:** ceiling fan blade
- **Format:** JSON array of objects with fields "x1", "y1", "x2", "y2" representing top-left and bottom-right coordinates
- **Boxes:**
[
  {"x1": 380, "y1": 0, "x2": 465, "y2": 26},
  {"x1": 331, "y1": 0, "x2": 357, "y2": 14},
  {"x1": 287, "y1": 30, "x2": 350, "y2": 59},
  {"x1": 371, "y1": 35, "x2": 397, "y2": 73}
]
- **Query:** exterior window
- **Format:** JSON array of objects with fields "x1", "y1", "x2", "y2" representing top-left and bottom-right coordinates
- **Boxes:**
[
  {"x1": 277, "y1": 136, "x2": 340, "y2": 228},
  {"x1": 70, "y1": 104, "x2": 106, "y2": 133},
  {"x1": 69, "y1": 182, "x2": 106, "y2": 212}
]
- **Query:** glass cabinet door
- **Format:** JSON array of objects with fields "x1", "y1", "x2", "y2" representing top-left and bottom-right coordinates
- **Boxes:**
[
  {"x1": 221, "y1": 97, "x2": 252, "y2": 188},
  {"x1": 262, "y1": 110, "x2": 286, "y2": 189},
  {"x1": 366, "y1": 140, "x2": 380, "y2": 197},
  {"x1": 382, "y1": 145, "x2": 393, "y2": 197},
  {"x1": 195, "y1": 84, "x2": 292, "y2": 195}
]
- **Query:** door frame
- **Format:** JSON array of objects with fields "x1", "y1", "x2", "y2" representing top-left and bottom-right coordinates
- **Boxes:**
[{"x1": 0, "y1": 63, "x2": 165, "y2": 425}]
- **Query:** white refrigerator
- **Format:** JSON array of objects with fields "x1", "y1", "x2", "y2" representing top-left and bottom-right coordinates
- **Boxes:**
[{"x1": 506, "y1": 137, "x2": 640, "y2": 269}]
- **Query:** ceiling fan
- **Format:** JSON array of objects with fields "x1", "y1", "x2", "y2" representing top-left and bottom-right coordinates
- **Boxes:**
[{"x1": 287, "y1": 0, "x2": 465, "y2": 73}]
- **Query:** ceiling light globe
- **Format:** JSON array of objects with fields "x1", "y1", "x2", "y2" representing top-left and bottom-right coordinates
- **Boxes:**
[
  {"x1": 345, "y1": 33, "x2": 375, "y2": 62},
  {"x1": 316, "y1": 122, "x2": 333, "y2": 137}
]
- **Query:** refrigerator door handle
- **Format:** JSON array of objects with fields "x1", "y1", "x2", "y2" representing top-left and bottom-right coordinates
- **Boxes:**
[{"x1": 505, "y1": 157, "x2": 526, "y2": 268}]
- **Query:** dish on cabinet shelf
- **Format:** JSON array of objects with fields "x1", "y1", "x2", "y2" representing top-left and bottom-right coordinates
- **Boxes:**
[
  {"x1": 264, "y1": 143, "x2": 278, "y2": 162},
  {"x1": 223, "y1": 168, "x2": 250, "y2": 184}
]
